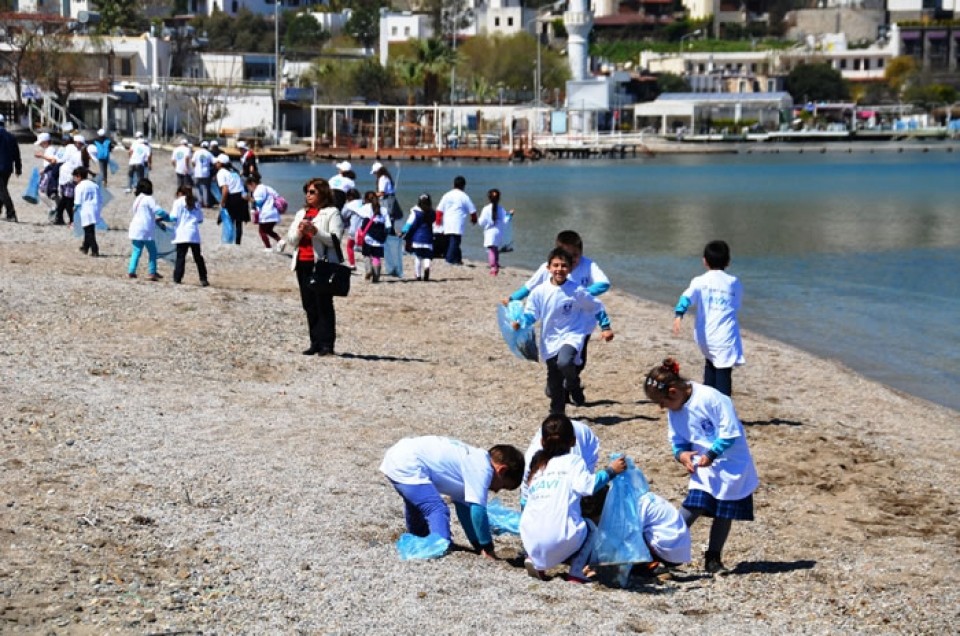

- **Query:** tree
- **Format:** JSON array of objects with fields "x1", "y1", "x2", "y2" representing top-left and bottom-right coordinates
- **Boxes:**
[
  {"x1": 903, "y1": 83, "x2": 958, "y2": 112},
  {"x1": 344, "y1": 1, "x2": 381, "y2": 50},
  {"x1": 181, "y1": 85, "x2": 229, "y2": 138},
  {"x1": 885, "y1": 56, "x2": 917, "y2": 97},
  {"x1": 656, "y1": 72, "x2": 691, "y2": 94},
  {"x1": 284, "y1": 12, "x2": 329, "y2": 57},
  {"x1": 785, "y1": 63, "x2": 849, "y2": 102},
  {"x1": 95, "y1": 0, "x2": 147, "y2": 34}
]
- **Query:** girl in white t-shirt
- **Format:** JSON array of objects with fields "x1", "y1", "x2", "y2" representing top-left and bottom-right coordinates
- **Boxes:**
[
  {"x1": 643, "y1": 357, "x2": 759, "y2": 575},
  {"x1": 519, "y1": 414, "x2": 626, "y2": 582},
  {"x1": 476, "y1": 188, "x2": 511, "y2": 276},
  {"x1": 246, "y1": 175, "x2": 282, "y2": 251},
  {"x1": 127, "y1": 178, "x2": 164, "y2": 280}
]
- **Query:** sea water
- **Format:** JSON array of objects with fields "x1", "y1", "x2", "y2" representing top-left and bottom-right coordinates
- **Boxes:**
[{"x1": 265, "y1": 151, "x2": 960, "y2": 412}]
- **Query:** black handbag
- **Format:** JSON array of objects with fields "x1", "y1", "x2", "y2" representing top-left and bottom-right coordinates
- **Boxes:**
[{"x1": 309, "y1": 233, "x2": 351, "y2": 297}]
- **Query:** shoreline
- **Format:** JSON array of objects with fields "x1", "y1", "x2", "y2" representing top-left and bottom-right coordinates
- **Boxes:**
[{"x1": 1, "y1": 145, "x2": 958, "y2": 633}]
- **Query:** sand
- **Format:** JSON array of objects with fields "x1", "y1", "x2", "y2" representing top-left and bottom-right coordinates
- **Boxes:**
[{"x1": 0, "y1": 143, "x2": 958, "y2": 634}]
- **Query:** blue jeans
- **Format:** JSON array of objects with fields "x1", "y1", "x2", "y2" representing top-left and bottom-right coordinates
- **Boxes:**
[
  {"x1": 129, "y1": 239, "x2": 158, "y2": 275},
  {"x1": 445, "y1": 233, "x2": 463, "y2": 264},
  {"x1": 194, "y1": 177, "x2": 214, "y2": 207},
  {"x1": 389, "y1": 480, "x2": 451, "y2": 540}
]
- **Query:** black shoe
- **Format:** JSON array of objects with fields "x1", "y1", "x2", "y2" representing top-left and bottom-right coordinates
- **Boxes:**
[
  {"x1": 568, "y1": 387, "x2": 586, "y2": 407},
  {"x1": 79, "y1": 246, "x2": 88, "y2": 254},
  {"x1": 302, "y1": 347, "x2": 320, "y2": 355},
  {"x1": 200, "y1": 281, "x2": 210, "y2": 287},
  {"x1": 316, "y1": 348, "x2": 334, "y2": 357},
  {"x1": 4, "y1": 216, "x2": 17, "y2": 223},
  {"x1": 704, "y1": 552, "x2": 730, "y2": 575}
]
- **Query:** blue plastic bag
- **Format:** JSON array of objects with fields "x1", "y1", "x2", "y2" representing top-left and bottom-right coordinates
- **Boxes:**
[
  {"x1": 396, "y1": 533, "x2": 450, "y2": 561},
  {"x1": 22, "y1": 167, "x2": 40, "y2": 204},
  {"x1": 384, "y1": 234, "x2": 403, "y2": 277},
  {"x1": 72, "y1": 217, "x2": 109, "y2": 237},
  {"x1": 108, "y1": 158, "x2": 119, "y2": 174},
  {"x1": 592, "y1": 457, "x2": 653, "y2": 586},
  {"x1": 497, "y1": 300, "x2": 538, "y2": 362},
  {"x1": 486, "y1": 497, "x2": 521, "y2": 535},
  {"x1": 219, "y1": 207, "x2": 235, "y2": 244},
  {"x1": 154, "y1": 220, "x2": 177, "y2": 265},
  {"x1": 500, "y1": 211, "x2": 514, "y2": 252}
]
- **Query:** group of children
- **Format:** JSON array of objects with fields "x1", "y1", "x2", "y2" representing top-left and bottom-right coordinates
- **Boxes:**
[{"x1": 382, "y1": 234, "x2": 758, "y2": 581}]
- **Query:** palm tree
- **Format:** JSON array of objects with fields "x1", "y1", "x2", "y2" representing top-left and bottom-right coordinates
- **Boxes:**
[{"x1": 414, "y1": 38, "x2": 456, "y2": 106}]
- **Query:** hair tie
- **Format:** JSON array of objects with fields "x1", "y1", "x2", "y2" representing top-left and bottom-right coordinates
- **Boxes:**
[{"x1": 667, "y1": 361, "x2": 680, "y2": 375}]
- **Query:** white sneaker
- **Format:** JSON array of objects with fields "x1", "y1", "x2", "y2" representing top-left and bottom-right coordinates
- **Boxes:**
[
  {"x1": 123, "y1": 188, "x2": 131, "y2": 193},
  {"x1": 274, "y1": 239, "x2": 286, "y2": 253}
]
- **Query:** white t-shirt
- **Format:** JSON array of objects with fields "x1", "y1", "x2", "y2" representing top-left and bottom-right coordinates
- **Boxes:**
[
  {"x1": 128, "y1": 140, "x2": 149, "y2": 166},
  {"x1": 520, "y1": 453, "x2": 595, "y2": 570},
  {"x1": 524, "y1": 279, "x2": 606, "y2": 361},
  {"x1": 128, "y1": 194, "x2": 161, "y2": 241},
  {"x1": 216, "y1": 167, "x2": 244, "y2": 195},
  {"x1": 477, "y1": 203, "x2": 509, "y2": 248},
  {"x1": 521, "y1": 419, "x2": 599, "y2": 503},
  {"x1": 171, "y1": 145, "x2": 192, "y2": 175},
  {"x1": 436, "y1": 188, "x2": 476, "y2": 235},
  {"x1": 379, "y1": 436, "x2": 493, "y2": 506},
  {"x1": 640, "y1": 492, "x2": 692, "y2": 564},
  {"x1": 73, "y1": 179, "x2": 102, "y2": 228},
  {"x1": 58, "y1": 144, "x2": 84, "y2": 186},
  {"x1": 192, "y1": 148, "x2": 213, "y2": 179},
  {"x1": 169, "y1": 196, "x2": 203, "y2": 244},
  {"x1": 329, "y1": 173, "x2": 355, "y2": 193},
  {"x1": 667, "y1": 382, "x2": 758, "y2": 501},
  {"x1": 680, "y1": 269, "x2": 744, "y2": 369},
  {"x1": 252, "y1": 184, "x2": 280, "y2": 224}
]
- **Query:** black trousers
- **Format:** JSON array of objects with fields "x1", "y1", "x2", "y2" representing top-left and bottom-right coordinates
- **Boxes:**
[
  {"x1": 295, "y1": 260, "x2": 336, "y2": 352},
  {"x1": 80, "y1": 224, "x2": 99, "y2": 255},
  {"x1": 173, "y1": 243, "x2": 208, "y2": 283}
]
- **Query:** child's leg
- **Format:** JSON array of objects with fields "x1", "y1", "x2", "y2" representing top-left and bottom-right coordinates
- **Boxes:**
[
  {"x1": 704, "y1": 360, "x2": 732, "y2": 396},
  {"x1": 680, "y1": 505, "x2": 701, "y2": 528},
  {"x1": 413, "y1": 255, "x2": 423, "y2": 279},
  {"x1": 567, "y1": 519, "x2": 597, "y2": 580},
  {"x1": 258, "y1": 223, "x2": 272, "y2": 248},
  {"x1": 707, "y1": 518, "x2": 732, "y2": 557},
  {"x1": 145, "y1": 240, "x2": 158, "y2": 275},
  {"x1": 421, "y1": 257, "x2": 431, "y2": 281},
  {"x1": 346, "y1": 237, "x2": 356, "y2": 266},
  {"x1": 556, "y1": 344, "x2": 585, "y2": 405},
  {"x1": 545, "y1": 355, "x2": 566, "y2": 414},
  {"x1": 128, "y1": 239, "x2": 144, "y2": 274},
  {"x1": 390, "y1": 481, "x2": 451, "y2": 540},
  {"x1": 486, "y1": 246, "x2": 497, "y2": 273}
]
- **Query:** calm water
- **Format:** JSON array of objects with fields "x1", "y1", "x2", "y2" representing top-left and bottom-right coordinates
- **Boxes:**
[{"x1": 265, "y1": 152, "x2": 960, "y2": 412}]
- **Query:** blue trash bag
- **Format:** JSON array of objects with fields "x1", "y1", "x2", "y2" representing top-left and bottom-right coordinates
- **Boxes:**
[
  {"x1": 500, "y1": 211, "x2": 514, "y2": 252},
  {"x1": 592, "y1": 457, "x2": 653, "y2": 586},
  {"x1": 497, "y1": 300, "x2": 538, "y2": 362},
  {"x1": 22, "y1": 167, "x2": 40, "y2": 204},
  {"x1": 108, "y1": 158, "x2": 119, "y2": 174},
  {"x1": 219, "y1": 207, "x2": 235, "y2": 244},
  {"x1": 487, "y1": 497, "x2": 521, "y2": 535},
  {"x1": 396, "y1": 533, "x2": 450, "y2": 561},
  {"x1": 154, "y1": 218, "x2": 177, "y2": 265},
  {"x1": 72, "y1": 216, "x2": 110, "y2": 237},
  {"x1": 384, "y1": 234, "x2": 403, "y2": 277}
]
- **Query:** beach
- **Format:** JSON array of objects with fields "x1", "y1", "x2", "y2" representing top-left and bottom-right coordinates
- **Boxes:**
[{"x1": 0, "y1": 144, "x2": 958, "y2": 634}]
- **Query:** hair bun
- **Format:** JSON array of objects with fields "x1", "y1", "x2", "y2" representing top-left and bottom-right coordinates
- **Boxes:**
[{"x1": 662, "y1": 357, "x2": 680, "y2": 375}]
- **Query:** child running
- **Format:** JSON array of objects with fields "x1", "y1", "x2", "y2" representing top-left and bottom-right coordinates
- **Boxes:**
[
  {"x1": 477, "y1": 188, "x2": 511, "y2": 276},
  {"x1": 246, "y1": 175, "x2": 283, "y2": 251},
  {"x1": 512, "y1": 247, "x2": 614, "y2": 414},
  {"x1": 126, "y1": 178, "x2": 163, "y2": 280},
  {"x1": 380, "y1": 436, "x2": 524, "y2": 558},
  {"x1": 672, "y1": 239, "x2": 744, "y2": 396},
  {"x1": 643, "y1": 357, "x2": 758, "y2": 574},
  {"x1": 520, "y1": 414, "x2": 626, "y2": 582},
  {"x1": 168, "y1": 185, "x2": 209, "y2": 287},
  {"x1": 399, "y1": 193, "x2": 435, "y2": 282}
]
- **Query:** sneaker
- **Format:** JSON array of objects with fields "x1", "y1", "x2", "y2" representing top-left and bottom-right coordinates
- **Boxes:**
[
  {"x1": 124, "y1": 188, "x2": 131, "y2": 193},
  {"x1": 524, "y1": 558, "x2": 547, "y2": 581},
  {"x1": 704, "y1": 552, "x2": 730, "y2": 576},
  {"x1": 128, "y1": 273, "x2": 137, "y2": 279},
  {"x1": 274, "y1": 240, "x2": 286, "y2": 253},
  {"x1": 147, "y1": 274, "x2": 161, "y2": 282},
  {"x1": 200, "y1": 281, "x2": 210, "y2": 287},
  {"x1": 569, "y1": 386, "x2": 586, "y2": 407}
]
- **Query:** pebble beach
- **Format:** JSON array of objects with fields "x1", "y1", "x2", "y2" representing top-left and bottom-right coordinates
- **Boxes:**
[{"x1": 1, "y1": 143, "x2": 958, "y2": 634}]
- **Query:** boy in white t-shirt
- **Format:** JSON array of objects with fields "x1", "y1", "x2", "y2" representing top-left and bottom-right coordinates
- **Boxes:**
[
  {"x1": 672, "y1": 240, "x2": 744, "y2": 396},
  {"x1": 380, "y1": 437, "x2": 524, "y2": 558}
]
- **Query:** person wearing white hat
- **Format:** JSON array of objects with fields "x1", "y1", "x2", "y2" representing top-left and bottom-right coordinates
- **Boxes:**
[
  {"x1": 237, "y1": 140, "x2": 259, "y2": 180},
  {"x1": 33, "y1": 133, "x2": 59, "y2": 219},
  {"x1": 126, "y1": 132, "x2": 150, "y2": 193},
  {"x1": 90, "y1": 129, "x2": 114, "y2": 188},
  {"x1": 0, "y1": 114, "x2": 22, "y2": 222},
  {"x1": 215, "y1": 153, "x2": 249, "y2": 244},
  {"x1": 370, "y1": 161, "x2": 400, "y2": 235},
  {"x1": 191, "y1": 141, "x2": 215, "y2": 207},
  {"x1": 171, "y1": 138, "x2": 193, "y2": 191},
  {"x1": 328, "y1": 160, "x2": 355, "y2": 209}
]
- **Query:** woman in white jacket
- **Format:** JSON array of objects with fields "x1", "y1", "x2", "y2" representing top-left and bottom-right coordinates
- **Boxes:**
[{"x1": 285, "y1": 177, "x2": 344, "y2": 356}]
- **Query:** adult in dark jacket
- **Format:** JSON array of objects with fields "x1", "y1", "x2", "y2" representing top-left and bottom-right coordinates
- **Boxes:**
[{"x1": 0, "y1": 114, "x2": 23, "y2": 222}]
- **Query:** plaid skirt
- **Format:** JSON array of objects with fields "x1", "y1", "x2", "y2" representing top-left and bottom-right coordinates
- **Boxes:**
[{"x1": 683, "y1": 489, "x2": 754, "y2": 521}]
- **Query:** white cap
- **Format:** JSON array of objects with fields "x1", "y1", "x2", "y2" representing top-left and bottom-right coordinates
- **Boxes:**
[
  {"x1": 73, "y1": 134, "x2": 86, "y2": 144},
  {"x1": 215, "y1": 153, "x2": 231, "y2": 164},
  {"x1": 34, "y1": 132, "x2": 51, "y2": 145},
  {"x1": 210, "y1": 140, "x2": 219, "y2": 147},
  {"x1": 336, "y1": 160, "x2": 352, "y2": 172},
  {"x1": 97, "y1": 128, "x2": 106, "y2": 137},
  {"x1": 237, "y1": 140, "x2": 247, "y2": 149},
  {"x1": 135, "y1": 131, "x2": 144, "y2": 138},
  {"x1": 62, "y1": 122, "x2": 74, "y2": 132},
  {"x1": 201, "y1": 140, "x2": 209, "y2": 148},
  {"x1": 180, "y1": 138, "x2": 188, "y2": 145},
  {"x1": 370, "y1": 162, "x2": 383, "y2": 174}
]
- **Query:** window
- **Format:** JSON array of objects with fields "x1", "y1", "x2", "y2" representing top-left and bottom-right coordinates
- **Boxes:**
[
  {"x1": 877, "y1": 58, "x2": 884, "y2": 69},
  {"x1": 508, "y1": 17, "x2": 513, "y2": 27},
  {"x1": 495, "y1": 18, "x2": 500, "y2": 27},
  {"x1": 839, "y1": 59, "x2": 847, "y2": 69},
  {"x1": 391, "y1": 26, "x2": 397, "y2": 36},
  {"x1": 121, "y1": 58, "x2": 132, "y2": 76},
  {"x1": 404, "y1": 27, "x2": 410, "y2": 36},
  {"x1": 853, "y1": 59, "x2": 861, "y2": 70}
]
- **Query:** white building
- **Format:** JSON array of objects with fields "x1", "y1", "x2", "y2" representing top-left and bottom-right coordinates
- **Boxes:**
[
  {"x1": 11, "y1": 0, "x2": 94, "y2": 19},
  {"x1": 180, "y1": 0, "x2": 327, "y2": 18}
]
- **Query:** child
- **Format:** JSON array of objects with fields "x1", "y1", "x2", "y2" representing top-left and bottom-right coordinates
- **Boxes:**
[
  {"x1": 399, "y1": 193, "x2": 435, "y2": 281},
  {"x1": 477, "y1": 188, "x2": 511, "y2": 276},
  {"x1": 672, "y1": 239, "x2": 744, "y2": 396},
  {"x1": 339, "y1": 188, "x2": 363, "y2": 268},
  {"x1": 513, "y1": 248, "x2": 614, "y2": 415},
  {"x1": 72, "y1": 167, "x2": 102, "y2": 257},
  {"x1": 643, "y1": 357, "x2": 758, "y2": 574},
  {"x1": 359, "y1": 190, "x2": 387, "y2": 283},
  {"x1": 380, "y1": 436, "x2": 525, "y2": 558},
  {"x1": 169, "y1": 185, "x2": 209, "y2": 287},
  {"x1": 521, "y1": 416, "x2": 600, "y2": 507},
  {"x1": 627, "y1": 464, "x2": 693, "y2": 572},
  {"x1": 246, "y1": 175, "x2": 282, "y2": 251},
  {"x1": 505, "y1": 230, "x2": 611, "y2": 401},
  {"x1": 127, "y1": 178, "x2": 163, "y2": 280},
  {"x1": 519, "y1": 414, "x2": 626, "y2": 581}
]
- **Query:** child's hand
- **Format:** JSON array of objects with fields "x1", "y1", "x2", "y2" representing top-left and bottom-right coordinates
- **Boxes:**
[
  {"x1": 672, "y1": 316, "x2": 683, "y2": 336},
  {"x1": 678, "y1": 451, "x2": 702, "y2": 474},
  {"x1": 511, "y1": 321, "x2": 520, "y2": 331},
  {"x1": 608, "y1": 456, "x2": 627, "y2": 474},
  {"x1": 501, "y1": 297, "x2": 511, "y2": 306},
  {"x1": 600, "y1": 328, "x2": 614, "y2": 342}
]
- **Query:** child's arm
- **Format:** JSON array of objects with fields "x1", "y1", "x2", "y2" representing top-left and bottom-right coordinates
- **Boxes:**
[
  {"x1": 453, "y1": 502, "x2": 496, "y2": 558},
  {"x1": 672, "y1": 295, "x2": 692, "y2": 335},
  {"x1": 592, "y1": 456, "x2": 628, "y2": 493},
  {"x1": 586, "y1": 261, "x2": 611, "y2": 296}
]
